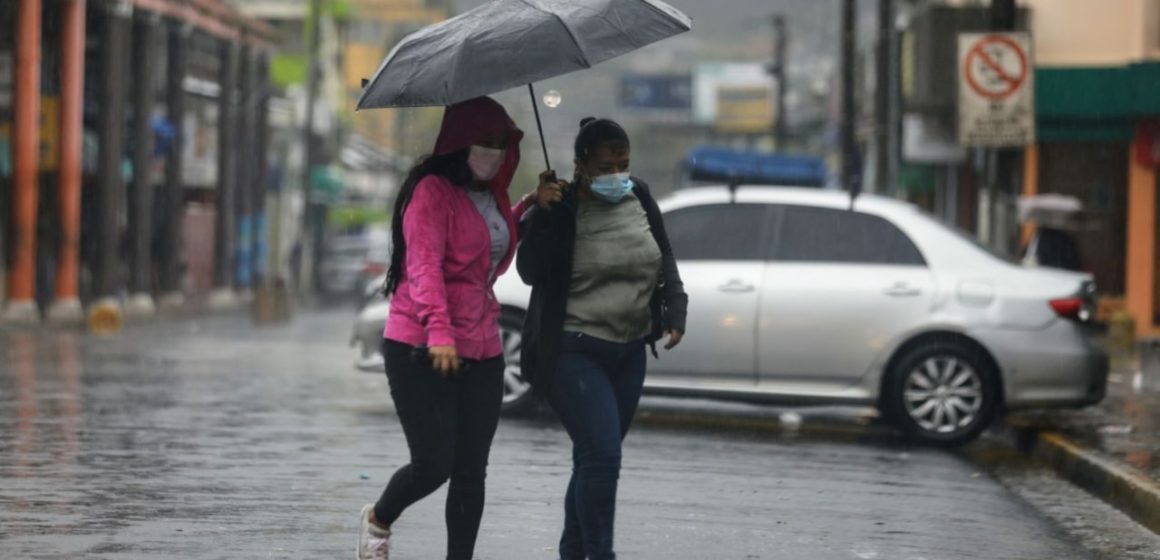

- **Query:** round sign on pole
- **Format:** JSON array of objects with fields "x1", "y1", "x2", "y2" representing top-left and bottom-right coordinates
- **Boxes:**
[
  {"x1": 958, "y1": 32, "x2": 1035, "y2": 147},
  {"x1": 963, "y1": 35, "x2": 1028, "y2": 101}
]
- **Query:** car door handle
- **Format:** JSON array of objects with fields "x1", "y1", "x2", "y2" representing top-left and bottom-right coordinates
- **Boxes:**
[
  {"x1": 718, "y1": 279, "x2": 756, "y2": 294},
  {"x1": 883, "y1": 283, "x2": 922, "y2": 297}
]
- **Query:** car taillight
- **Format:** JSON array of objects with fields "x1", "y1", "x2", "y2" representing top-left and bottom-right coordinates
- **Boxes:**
[
  {"x1": 1053, "y1": 299, "x2": 1076, "y2": 320},
  {"x1": 1053, "y1": 280, "x2": 1099, "y2": 322},
  {"x1": 1050, "y1": 297, "x2": 1084, "y2": 320},
  {"x1": 363, "y1": 261, "x2": 387, "y2": 276}
]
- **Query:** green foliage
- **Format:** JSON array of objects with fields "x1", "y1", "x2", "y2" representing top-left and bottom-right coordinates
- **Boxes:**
[
  {"x1": 328, "y1": 206, "x2": 389, "y2": 229},
  {"x1": 271, "y1": 55, "x2": 308, "y2": 87}
]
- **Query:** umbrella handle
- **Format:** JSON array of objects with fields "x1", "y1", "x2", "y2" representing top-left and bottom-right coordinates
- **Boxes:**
[{"x1": 528, "y1": 84, "x2": 553, "y2": 177}]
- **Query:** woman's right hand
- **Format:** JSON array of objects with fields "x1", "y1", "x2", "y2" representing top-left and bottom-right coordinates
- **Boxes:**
[
  {"x1": 535, "y1": 170, "x2": 568, "y2": 209},
  {"x1": 429, "y1": 345, "x2": 460, "y2": 376}
]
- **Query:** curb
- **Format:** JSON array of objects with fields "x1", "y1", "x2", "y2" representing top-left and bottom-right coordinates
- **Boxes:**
[
  {"x1": 0, "y1": 298, "x2": 268, "y2": 334},
  {"x1": 1021, "y1": 428, "x2": 1160, "y2": 534}
]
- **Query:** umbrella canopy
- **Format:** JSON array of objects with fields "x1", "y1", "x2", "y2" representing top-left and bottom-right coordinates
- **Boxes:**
[
  {"x1": 1018, "y1": 194, "x2": 1084, "y2": 227},
  {"x1": 357, "y1": 0, "x2": 691, "y2": 110}
]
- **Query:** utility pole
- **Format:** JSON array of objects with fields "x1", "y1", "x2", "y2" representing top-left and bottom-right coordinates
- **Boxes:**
[
  {"x1": 160, "y1": 21, "x2": 190, "y2": 310},
  {"x1": 236, "y1": 45, "x2": 254, "y2": 294},
  {"x1": 768, "y1": 14, "x2": 788, "y2": 151},
  {"x1": 990, "y1": 0, "x2": 1017, "y2": 40},
  {"x1": 873, "y1": 0, "x2": 894, "y2": 195},
  {"x1": 840, "y1": 0, "x2": 859, "y2": 194},
  {"x1": 255, "y1": 54, "x2": 271, "y2": 288},
  {"x1": 93, "y1": 0, "x2": 132, "y2": 315},
  {"x1": 987, "y1": 0, "x2": 1018, "y2": 251},
  {"x1": 299, "y1": 0, "x2": 323, "y2": 296},
  {"x1": 127, "y1": 12, "x2": 160, "y2": 317},
  {"x1": 211, "y1": 40, "x2": 238, "y2": 305}
]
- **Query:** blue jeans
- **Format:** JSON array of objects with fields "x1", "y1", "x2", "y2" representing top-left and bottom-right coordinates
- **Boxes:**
[{"x1": 548, "y1": 332, "x2": 647, "y2": 560}]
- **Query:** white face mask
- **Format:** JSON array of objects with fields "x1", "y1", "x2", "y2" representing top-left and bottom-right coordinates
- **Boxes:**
[{"x1": 467, "y1": 145, "x2": 505, "y2": 181}]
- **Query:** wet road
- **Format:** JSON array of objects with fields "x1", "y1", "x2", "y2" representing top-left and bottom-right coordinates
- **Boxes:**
[{"x1": 0, "y1": 309, "x2": 1097, "y2": 559}]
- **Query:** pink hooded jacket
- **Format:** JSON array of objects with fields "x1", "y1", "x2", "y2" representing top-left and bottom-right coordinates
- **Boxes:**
[{"x1": 384, "y1": 97, "x2": 530, "y2": 360}]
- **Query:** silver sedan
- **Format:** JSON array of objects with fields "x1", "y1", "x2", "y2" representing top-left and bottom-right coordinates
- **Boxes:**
[{"x1": 352, "y1": 186, "x2": 1108, "y2": 445}]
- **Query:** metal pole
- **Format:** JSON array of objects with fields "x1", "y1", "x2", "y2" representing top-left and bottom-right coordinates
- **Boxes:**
[
  {"x1": 887, "y1": 24, "x2": 902, "y2": 199},
  {"x1": 160, "y1": 21, "x2": 190, "y2": 306},
  {"x1": 236, "y1": 45, "x2": 254, "y2": 293},
  {"x1": 299, "y1": 0, "x2": 322, "y2": 295},
  {"x1": 48, "y1": 0, "x2": 86, "y2": 324},
  {"x1": 255, "y1": 54, "x2": 271, "y2": 287},
  {"x1": 947, "y1": 164, "x2": 960, "y2": 225},
  {"x1": 988, "y1": 0, "x2": 1018, "y2": 252},
  {"x1": 990, "y1": 0, "x2": 1017, "y2": 31},
  {"x1": 94, "y1": 0, "x2": 132, "y2": 303},
  {"x1": 840, "y1": 0, "x2": 858, "y2": 194},
  {"x1": 528, "y1": 84, "x2": 552, "y2": 171},
  {"x1": 772, "y1": 15, "x2": 787, "y2": 151},
  {"x1": 213, "y1": 40, "x2": 238, "y2": 298},
  {"x1": 873, "y1": 0, "x2": 894, "y2": 195},
  {"x1": 3, "y1": 0, "x2": 41, "y2": 321},
  {"x1": 128, "y1": 13, "x2": 160, "y2": 312}
]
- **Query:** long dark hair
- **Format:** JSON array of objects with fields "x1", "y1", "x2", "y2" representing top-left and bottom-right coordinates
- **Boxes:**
[{"x1": 383, "y1": 150, "x2": 472, "y2": 296}]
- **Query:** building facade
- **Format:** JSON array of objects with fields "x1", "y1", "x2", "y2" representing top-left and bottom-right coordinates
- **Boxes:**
[
  {"x1": 1020, "y1": 0, "x2": 1160, "y2": 335},
  {"x1": 0, "y1": 0, "x2": 274, "y2": 324}
]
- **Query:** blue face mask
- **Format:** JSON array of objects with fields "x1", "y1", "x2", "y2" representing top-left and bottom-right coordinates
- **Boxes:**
[{"x1": 589, "y1": 172, "x2": 634, "y2": 203}]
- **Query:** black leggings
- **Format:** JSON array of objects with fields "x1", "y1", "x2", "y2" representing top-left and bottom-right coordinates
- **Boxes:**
[{"x1": 373, "y1": 339, "x2": 505, "y2": 560}]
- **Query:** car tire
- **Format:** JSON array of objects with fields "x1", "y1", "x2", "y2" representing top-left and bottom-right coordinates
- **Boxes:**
[
  {"x1": 883, "y1": 340, "x2": 998, "y2": 447},
  {"x1": 499, "y1": 309, "x2": 537, "y2": 416}
]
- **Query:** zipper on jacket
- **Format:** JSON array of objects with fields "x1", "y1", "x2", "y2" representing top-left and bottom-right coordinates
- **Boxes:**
[{"x1": 466, "y1": 192, "x2": 503, "y2": 342}]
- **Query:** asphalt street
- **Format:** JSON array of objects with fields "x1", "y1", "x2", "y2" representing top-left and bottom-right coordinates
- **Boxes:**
[{"x1": 0, "y1": 308, "x2": 1121, "y2": 559}]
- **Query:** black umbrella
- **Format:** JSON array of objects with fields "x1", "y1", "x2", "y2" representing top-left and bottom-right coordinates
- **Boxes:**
[{"x1": 356, "y1": 0, "x2": 692, "y2": 170}]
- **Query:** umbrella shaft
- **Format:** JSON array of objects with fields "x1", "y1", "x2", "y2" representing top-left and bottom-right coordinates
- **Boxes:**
[{"x1": 528, "y1": 84, "x2": 552, "y2": 172}]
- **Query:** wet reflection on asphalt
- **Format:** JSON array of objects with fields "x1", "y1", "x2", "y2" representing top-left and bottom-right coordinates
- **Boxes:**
[{"x1": 0, "y1": 310, "x2": 1095, "y2": 559}]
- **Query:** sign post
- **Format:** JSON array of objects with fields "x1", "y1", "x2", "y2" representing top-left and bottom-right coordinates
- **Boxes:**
[{"x1": 957, "y1": 32, "x2": 1035, "y2": 147}]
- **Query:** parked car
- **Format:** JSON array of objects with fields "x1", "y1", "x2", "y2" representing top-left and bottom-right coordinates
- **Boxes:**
[
  {"x1": 355, "y1": 227, "x2": 392, "y2": 308},
  {"x1": 320, "y1": 235, "x2": 372, "y2": 299},
  {"x1": 352, "y1": 186, "x2": 1108, "y2": 445},
  {"x1": 320, "y1": 226, "x2": 391, "y2": 301}
]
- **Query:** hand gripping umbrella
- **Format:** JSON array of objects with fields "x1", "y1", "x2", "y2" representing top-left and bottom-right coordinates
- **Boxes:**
[{"x1": 356, "y1": 0, "x2": 692, "y2": 171}]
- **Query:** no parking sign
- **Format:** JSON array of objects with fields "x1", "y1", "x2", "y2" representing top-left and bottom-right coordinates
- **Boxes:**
[{"x1": 958, "y1": 32, "x2": 1035, "y2": 147}]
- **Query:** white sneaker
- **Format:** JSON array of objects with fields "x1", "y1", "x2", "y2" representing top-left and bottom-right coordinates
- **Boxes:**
[{"x1": 357, "y1": 504, "x2": 391, "y2": 560}]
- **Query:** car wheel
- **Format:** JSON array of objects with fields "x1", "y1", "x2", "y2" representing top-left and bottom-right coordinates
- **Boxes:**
[
  {"x1": 499, "y1": 310, "x2": 536, "y2": 416},
  {"x1": 884, "y1": 341, "x2": 997, "y2": 446}
]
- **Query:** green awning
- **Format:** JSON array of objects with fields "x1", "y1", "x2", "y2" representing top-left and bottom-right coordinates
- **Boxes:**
[
  {"x1": 1037, "y1": 62, "x2": 1160, "y2": 117},
  {"x1": 1035, "y1": 61, "x2": 1160, "y2": 141}
]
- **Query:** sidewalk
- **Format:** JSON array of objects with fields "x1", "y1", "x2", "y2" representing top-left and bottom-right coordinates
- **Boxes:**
[
  {"x1": 0, "y1": 286, "x2": 304, "y2": 332},
  {"x1": 1005, "y1": 350, "x2": 1160, "y2": 534}
]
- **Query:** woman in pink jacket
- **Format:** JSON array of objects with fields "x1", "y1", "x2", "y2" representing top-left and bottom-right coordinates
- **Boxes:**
[{"x1": 357, "y1": 97, "x2": 550, "y2": 560}]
